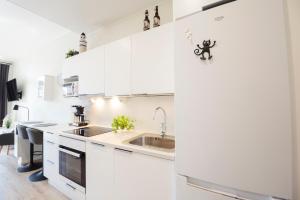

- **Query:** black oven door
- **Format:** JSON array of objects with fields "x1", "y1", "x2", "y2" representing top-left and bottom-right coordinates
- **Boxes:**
[{"x1": 59, "y1": 145, "x2": 86, "y2": 187}]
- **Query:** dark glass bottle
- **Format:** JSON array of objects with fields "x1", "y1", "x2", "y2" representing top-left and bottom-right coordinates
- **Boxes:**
[
  {"x1": 153, "y1": 6, "x2": 160, "y2": 28},
  {"x1": 143, "y1": 10, "x2": 150, "y2": 31}
]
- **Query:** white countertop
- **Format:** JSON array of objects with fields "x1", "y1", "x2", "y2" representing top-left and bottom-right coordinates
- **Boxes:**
[{"x1": 17, "y1": 122, "x2": 175, "y2": 161}]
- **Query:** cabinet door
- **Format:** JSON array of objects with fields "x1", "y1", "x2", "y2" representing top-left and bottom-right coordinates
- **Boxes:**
[
  {"x1": 62, "y1": 55, "x2": 81, "y2": 79},
  {"x1": 131, "y1": 23, "x2": 174, "y2": 95},
  {"x1": 114, "y1": 149, "x2": 175, "y2": 200},
  {"x1": 86, "y1": 142, "x2": 114, "y2": 200},
  {"x1": 78, "y1": 46, "x2": 105, "y2": 95},
  {"x1": 105, "y1": 37, "x2": 131, "y2": 96}
]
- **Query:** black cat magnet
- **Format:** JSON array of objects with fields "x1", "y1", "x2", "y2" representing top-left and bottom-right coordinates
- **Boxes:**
[{"x1": 194, "y1": 40, "x2": 216, "y2": 60}]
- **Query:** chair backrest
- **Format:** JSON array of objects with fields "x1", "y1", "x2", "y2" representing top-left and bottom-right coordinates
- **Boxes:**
[
  {"x1": 17, "y1": 125, "x2": 29, "y2": 140},
  {"x1": 26, "y1": 128, "x2": 43, "y2": 145}
]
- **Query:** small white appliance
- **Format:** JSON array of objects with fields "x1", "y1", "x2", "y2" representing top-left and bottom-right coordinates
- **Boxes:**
[
  {"x1": 175, "y1": 0, "x2": 292, "y2": 199},
  {"x1": 62, "y1": 76, "x2": 79, "y2": 97}
]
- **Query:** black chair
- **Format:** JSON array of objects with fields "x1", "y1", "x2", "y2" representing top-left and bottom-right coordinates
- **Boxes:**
[
  {"x1": 26, "y1": 128, "x2": 47, "y2": 182},
  {"x1": 16, "y1": 125, "x2": 42, "y2": 172}
]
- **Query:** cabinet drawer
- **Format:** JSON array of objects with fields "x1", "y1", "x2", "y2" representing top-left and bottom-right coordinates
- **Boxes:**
[
  {"x1": 58, "y1": 135, "x2": 86, "y2": 152},
  {"x1": 44, "y1": 159, "x2": 57, "y2": 179},
  {"x1": 58, "y1": 178, "x2": 86, "y2": 200},
  {"x1": 44, "y1": 140, "x2": 57, "y2": 162},
  {"x1": 44, "y1": 132, "x2": 58, "y2": 143}
]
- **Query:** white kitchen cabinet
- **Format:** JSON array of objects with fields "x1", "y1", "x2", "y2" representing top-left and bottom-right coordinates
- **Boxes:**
[
  {"x1": 105, "y1": 37, "x2": 131, "y2": 96},
  {"x1": 62, "y1": 46, "x2": 105, "y2": 95},
  {"x1": 174, "y1": 0, "x2": 217, "y2": 19},
  {"x1": 56, "y1": 179, "x2": 86, "y2": 200},
  {"x1": 114, "y1": 148, "x2": 175, "y2": 200},
  {"x1": 78, "y1": 46, "x2": 105, "y2": 95},
  {"x1": 62, "y1": 55, "x2": 81, "y2": 79},
  {"x1": 86, "y1": 142, "x2": 114, "y2": 200},
  {"x1": 43, "y1": 132, "x2": 59, "y2": 186},
  {"x1": 131, "y1": 23, "x2": 174, "y2": 95}
]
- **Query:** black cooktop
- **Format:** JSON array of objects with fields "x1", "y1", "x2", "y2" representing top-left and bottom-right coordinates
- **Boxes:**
[{"x1": 63, "y1": 126, "x2": 112, "y2": 137}]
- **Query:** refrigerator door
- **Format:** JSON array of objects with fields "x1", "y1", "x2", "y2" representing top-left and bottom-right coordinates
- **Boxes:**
[{"x1": 175, "y1": 0, "x2": 292, "y2": 199}]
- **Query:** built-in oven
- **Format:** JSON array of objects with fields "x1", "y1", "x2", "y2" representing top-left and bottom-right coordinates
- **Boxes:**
[{"x1": 59, "y1": 145, "x2": 86, "y2": 187}]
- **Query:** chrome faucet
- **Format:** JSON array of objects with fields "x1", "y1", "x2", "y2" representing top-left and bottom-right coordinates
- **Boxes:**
[{"x1": 153, "y1": 107, "x2": 167, "y2": 137}]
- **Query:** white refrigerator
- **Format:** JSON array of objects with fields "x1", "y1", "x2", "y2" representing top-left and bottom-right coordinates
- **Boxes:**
[{"x1": 175, "y1": 0, "x2": 292, "y2": 199}]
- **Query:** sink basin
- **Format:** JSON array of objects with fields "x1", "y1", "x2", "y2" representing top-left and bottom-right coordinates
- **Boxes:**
[{"x1": 127, "y1": 134, "x2": 175, "y2": 152}]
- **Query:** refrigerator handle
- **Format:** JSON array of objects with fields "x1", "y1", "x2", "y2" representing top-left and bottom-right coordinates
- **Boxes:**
[
  {"x1": 202, "y1": 0, "x2": 237, "y2": 11},
  {"x1": 185, "y1": 176, "x2": 243, "y2": 199},
  {"x1": 183, "y1": 175, "x2": 289, "y2": 200}
]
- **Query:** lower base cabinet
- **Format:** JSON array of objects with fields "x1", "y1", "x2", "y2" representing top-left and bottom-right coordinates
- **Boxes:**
[
  {"x1": 86, "y1": 142, "x2": 175, "y2": 200},
  {"x1": 86, "y1": 142, "x2": 114, "y2": 200},
  {"x1": 43, "y1": 132, "x2": 59, "y2": 185},
  {"x1": 55, "y1": 178, "x2": 86, "y2": 200},
  {"x1": 114, "y1": 148, "x2": 175, "y2": 200}
]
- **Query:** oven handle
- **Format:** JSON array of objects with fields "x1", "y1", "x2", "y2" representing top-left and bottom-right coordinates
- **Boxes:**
[{"x1": 59, "y1": 148, "x2": 81, "y2": 158}]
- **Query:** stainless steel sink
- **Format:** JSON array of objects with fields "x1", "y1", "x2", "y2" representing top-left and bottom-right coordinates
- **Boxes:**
[{"x1": 127, "y1": 134, "x2": 175, "y2": 152}]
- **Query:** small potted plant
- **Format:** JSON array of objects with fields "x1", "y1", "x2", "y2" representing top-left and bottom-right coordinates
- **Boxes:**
[
  {"x1": 3, "y1": 117, "x2": 12, "y2": 129},
  {"x1": 112, "y1": 115, "x2": 135, "y2": 133},
  {"x1": 65, "y1": 49, "x2": 79, "y2": 58}
]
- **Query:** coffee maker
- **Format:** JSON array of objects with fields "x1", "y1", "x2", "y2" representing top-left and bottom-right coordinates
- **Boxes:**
[{"x1": 71, "y1": 105, "x2": 88, "y2": 127}]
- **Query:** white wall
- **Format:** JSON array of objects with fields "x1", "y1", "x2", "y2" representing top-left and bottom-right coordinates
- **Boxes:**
[
  {"x1": 87, "y1": 0, "x2": 173, "y2": 48},
  {"x1": 11, "y1": 0, "x2": 175, "y2": 135},
  {"x1": 286, "y1": 0, "x2": 300, "y2": 198}
]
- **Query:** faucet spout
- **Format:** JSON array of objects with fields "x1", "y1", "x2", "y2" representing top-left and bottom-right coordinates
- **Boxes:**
[{"x1": 153, "y1": 107, "x2": 167, "y2": 137}]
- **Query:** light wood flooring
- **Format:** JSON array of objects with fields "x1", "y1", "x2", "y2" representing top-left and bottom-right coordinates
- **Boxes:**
[{"x1": 0, "y1": 146, "x2": 68, "y2": 200}]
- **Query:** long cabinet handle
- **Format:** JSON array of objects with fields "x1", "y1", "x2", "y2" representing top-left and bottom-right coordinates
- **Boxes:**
[
  {"x1": 46, "y1": 140, "x2": 55, "y2": 145},
  {"x1": 184, "y1": 176, "x2": 285, "y2": 200},
  {"x1": 59, "y1": 148, "x2": 81, "y2": 158},
  {"x1": 46, "y1": 160, "x2": 55, "y2": 165},
  {"x1": 91, "y1": 142, "x2": 105, "y2": 147},
  {"x1": 114, "y1": 148, "x2": 132, "y2": 153},
  {"x1": 66, "y1": 183, "x2": 76, "y2": 190}
]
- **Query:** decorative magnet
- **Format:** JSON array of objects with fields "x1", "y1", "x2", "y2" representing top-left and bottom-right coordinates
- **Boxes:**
[{"x1": 194, "y1": 40, "x2": 216, "y2": 60}]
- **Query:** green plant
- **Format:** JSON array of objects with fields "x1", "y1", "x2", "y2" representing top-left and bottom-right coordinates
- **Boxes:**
[
  {"x1": 4, "y1": 119, "x2": 12, "y2": 129},
  {"x1": 65, "y1": 49, "x2": 79, "y2": 58},
  {"x1": 112, "y1": 115, "x2": 135, "y2": 133}
]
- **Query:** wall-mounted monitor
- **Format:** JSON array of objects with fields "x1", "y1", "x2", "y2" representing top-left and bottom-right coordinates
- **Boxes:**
[{"x1": 6, "y1": 79, "x2": 22, "y2": 101}]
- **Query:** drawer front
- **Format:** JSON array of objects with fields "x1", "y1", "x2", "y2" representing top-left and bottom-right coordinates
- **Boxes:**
[
  {"x1": 44, "y1": 139, "x2": 58, "y2": 162},
  {"x1": 44, "y1": 132, "x2": 58, "y2": 143},
  {"x1": 44, "y1": 158, "x2": 57, "y2": 179},
  {"x1": 58, "y1": 178, "x2": 86, "y2": 200},
  {"x1": 58, "y1": 135, "x2": 86, "y2": 152}
]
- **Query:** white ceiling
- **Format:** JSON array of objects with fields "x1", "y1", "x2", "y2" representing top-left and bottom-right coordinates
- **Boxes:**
[
  {"x1": 0, "y1": 0, "x2": 69, "y2": 61},
  {"x1": 7, "y1": 0, "x2": 159, "y2": 33}
]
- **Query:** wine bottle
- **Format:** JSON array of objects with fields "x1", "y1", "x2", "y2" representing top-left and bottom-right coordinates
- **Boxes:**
[
  {"x1": 153, "y1": 6, "x2": 160, "y2": 28},
  {"x1": 143, "y1": 10, "x2": 150, "y2": 31}
]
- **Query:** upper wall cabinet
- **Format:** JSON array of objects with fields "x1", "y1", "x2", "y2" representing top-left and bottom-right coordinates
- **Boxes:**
[
  {"x1": 78, "y1": 46, "x2": 105, "y2": 95},
  {"x1": 62, "y1": 46, "x2": 105, "y2": 95},
  {"x1": 105, "y1": 37, "x2": 131, "y2": 97},
  {"x1": 131, "y1": 23, "x2": 174, "y2": 95},
  {"x1": 174, "y1": 0, "x2": 217, "y2": 19},
  {"x1": 62, "y1": 54, "x2": 81, "y2": 79}
]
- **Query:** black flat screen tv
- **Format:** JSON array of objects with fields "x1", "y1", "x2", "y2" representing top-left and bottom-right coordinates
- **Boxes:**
[{"x1": 6, "y1": 79, "x2": 19, "y2": 101}]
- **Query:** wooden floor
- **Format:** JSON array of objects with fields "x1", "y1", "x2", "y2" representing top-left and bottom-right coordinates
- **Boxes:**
[{"x1": 0, "y1": 146, "x2": 68, "y2": 200}]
